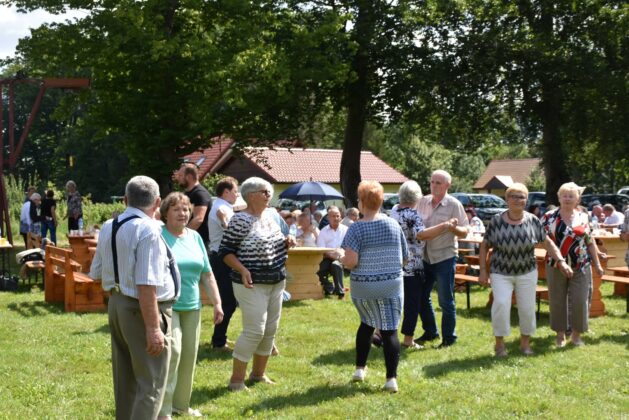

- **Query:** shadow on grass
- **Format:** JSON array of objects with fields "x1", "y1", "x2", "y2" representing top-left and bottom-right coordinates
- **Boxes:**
[
  {"x1": 587, "y1": 332, "x2": 629, "y2": 349},
  {"x1": 282, "y1": 300, "x2": 310, "y2": 308},
  {"x1": 72, "y1": 323, "x2": 110, "y2": 335},
  {"x1": 191, "y1": 384, "x2": 230, "y2": 404},
  {"x1": 311, "y1": 348, "x2": 355, "y2": 366},
  {"x1": 241, "y1": 383, "x2": 373, "y2": 413},
  {"x1": 197, "y1": 342, "x2": 233, "y2": 362},
  {"x1": 7, "y1": 300, "x2": 64, "y2": 317}
]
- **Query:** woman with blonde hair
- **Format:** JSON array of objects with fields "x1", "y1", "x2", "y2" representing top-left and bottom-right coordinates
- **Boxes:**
[
  {"x1": 479, "y1": 183, "x2": 571, "y2": 356},
  {"x1": 542, "y1": 182, "x2": 604, "y2": 347},
  {"x1": 338, "y1": 180, "x2": 408, "y2": 392}
]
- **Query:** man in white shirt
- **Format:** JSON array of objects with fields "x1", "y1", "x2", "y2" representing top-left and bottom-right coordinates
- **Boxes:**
[
  {"x1": 602, "y1": 203, "x2": 625, "y2": 228},
  {"x1": 90, "y1": 176, "x2": 180, "y2": 420},
  {"x1": 316, "y1": 206, "x2": 348, "y2": 298},
  {"x1": 207, "y1": 176, "x2": 240, "y2": 351}
]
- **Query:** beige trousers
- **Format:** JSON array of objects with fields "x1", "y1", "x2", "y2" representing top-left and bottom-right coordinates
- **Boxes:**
[
  {"x1": 491, "y1": 270, "x2": 538, "y2": 337},
  {"x1": 232, "y1": 281, "x2": 285, "y2": 362}
]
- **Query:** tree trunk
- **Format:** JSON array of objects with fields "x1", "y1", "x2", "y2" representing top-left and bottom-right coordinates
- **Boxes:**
[{"x1": 340, "y1": 0, "x2": 375, "y2": 207}]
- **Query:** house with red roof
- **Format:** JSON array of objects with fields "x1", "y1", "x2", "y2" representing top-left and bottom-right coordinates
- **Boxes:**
[
  {"x1": 183, "y1": 140, "x2": 408, "y2": 199},
  {"x1": 473, "y1": 158, "x2": 543, "y2": 196}
]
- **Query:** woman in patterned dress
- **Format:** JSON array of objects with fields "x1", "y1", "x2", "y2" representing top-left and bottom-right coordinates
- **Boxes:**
[
  {"x1": 479, "y1": 183, "x2": 572, "y2": 357},
  {"x1": 337, "y1": 180, "x2": 408, "y2": 393},
  {"x1": 390, "y1": 180, "x2": 426, "y2": 350},
  {"x1": 542, "y1": 182, "x2": 604, "y2": 347},
  {"x1": 219, "y1": 177, "x2": 291, "y2": 391}
]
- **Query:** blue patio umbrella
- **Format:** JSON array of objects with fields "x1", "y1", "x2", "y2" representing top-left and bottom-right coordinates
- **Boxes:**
[{"x1": 279, "y1": 181, "x2": 344, "y2": 202}]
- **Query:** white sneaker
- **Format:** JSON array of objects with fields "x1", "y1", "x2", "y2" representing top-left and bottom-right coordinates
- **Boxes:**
[
  {"x1": 384, "y1": 378, "x2": 398, "y2": 393},
  {"x1": 351, "y1": 368, "x2": 366, "y2": 382}
]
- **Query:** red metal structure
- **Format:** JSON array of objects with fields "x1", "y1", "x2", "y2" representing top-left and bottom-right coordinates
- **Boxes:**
[{"x1": 0, "y1": 77, "x2": 90, "y2": 243}]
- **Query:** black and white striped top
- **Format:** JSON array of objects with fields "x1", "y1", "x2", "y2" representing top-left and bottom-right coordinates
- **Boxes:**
[{"x1": 218, "y1": 211, "x2": 288, "y2": 285}]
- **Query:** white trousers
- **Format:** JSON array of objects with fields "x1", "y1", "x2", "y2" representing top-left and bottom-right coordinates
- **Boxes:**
[{"x1": 491, "y1": 270, "x2": 538, "y2": 337}]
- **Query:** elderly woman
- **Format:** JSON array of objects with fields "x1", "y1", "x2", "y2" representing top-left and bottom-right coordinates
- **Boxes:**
[
  {"x1": 542, "y1": 182, "x2": 604, "y2": 347},
  {"x1": 390, "y1": 180, "x2": 426, "y2": 350},
  {"x1": 65, "y1": 180, "x2": 83, "y2": 231},
  {"x1": 338, "y1": 181, "x2": 408, "y2": 393},
  {"x1": 479, "y1": 183, "x2": 572, "y2": 356},
  {"x1": 219, "y1": 177, "x2": 290, "y2": 391},
  {"x1": 159, "y1": 193, "x2": 223, "y2": 418},
  {"x1": 296, "y1": 212, "x2": 319, "y2": 247}
]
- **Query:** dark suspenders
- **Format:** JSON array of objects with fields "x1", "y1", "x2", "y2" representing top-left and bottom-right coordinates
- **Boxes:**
[
  {"x1": 111, "y1": 215, "x2": 179, "y2": 296},
  {"x1": 111, "y1": 215, "x2": 140, "y2": 285}
]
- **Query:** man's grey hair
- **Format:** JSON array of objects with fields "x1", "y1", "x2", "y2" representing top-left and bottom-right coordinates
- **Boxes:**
[
  {"x1": 240, "y1": 177, "x2": 273, "y2": 202},
  {"x1": 431, "y1": 169, "x2": 452, "y2": 184},
  {"x1": 30, "y1": 193, "x2": 42, "y2": 201},
  {"x1": 65, "y1": 180, "x2": 77, "y2": 190},
  {"x1": 346, "y1": 207, "x2": 359, "y2": 217},
  {"x1": 126, "y1": 176, "x2": 160, "y2": 210},
  {"x1": 398, "y1": 180, "x2": 423, "y2": 205}
]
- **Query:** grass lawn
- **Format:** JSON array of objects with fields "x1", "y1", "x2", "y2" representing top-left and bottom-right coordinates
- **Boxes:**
[{"x1": 0, "y1": 260, "x2": 628, "y2": 418}]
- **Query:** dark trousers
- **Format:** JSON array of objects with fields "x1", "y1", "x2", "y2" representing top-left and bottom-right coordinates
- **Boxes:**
[
  {"x1": 210, "y1": 252, "x2": 239, "y2": 348},
  {"x1": 421, "y1": 257, "x2": 457, "y2": 343},
  {"x1": 356, "y1": 322, "x2": 400, "y2": 378},
  {"x1": 68, "y1": 216, "x2": 80, "y2": 231},
  {"x1": 401, "y1": 271, "x2": 424, "y2": 337},
  {"x1": 41, "y1": 219, "x2": 57, "y2": 245},
  {"x1": 108, "y1": 292, "x2": 172, "y2": 420},
  {"x1": 317, "y1": 258, "x2": 345, "y2": 295}
]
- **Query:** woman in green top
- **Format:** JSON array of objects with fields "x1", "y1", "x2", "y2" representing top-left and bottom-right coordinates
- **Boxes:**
[{"x1": 159, "y1": 192, "x2": 223, "y2": 418}]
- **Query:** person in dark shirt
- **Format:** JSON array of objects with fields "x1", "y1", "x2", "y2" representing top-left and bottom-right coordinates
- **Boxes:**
[
  {"x1": 40, "y1": 190, "x2": 58, "y2": 245},
  {"x1": 175, "y1": 163, "x2": 212, "y2": 249}
]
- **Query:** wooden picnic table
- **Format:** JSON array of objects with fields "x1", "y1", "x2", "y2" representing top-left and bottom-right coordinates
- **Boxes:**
[
  {"x1": 285, "y1": 247, "x2": 334, "y2": 300},
  {"x1": 67, "y1": 233, "x2": 95, "y2": 273}
]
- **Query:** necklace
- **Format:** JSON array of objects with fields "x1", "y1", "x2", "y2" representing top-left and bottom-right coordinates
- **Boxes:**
[{"x1": 506, "y1": 211, "x2": 523, "y2": 222}]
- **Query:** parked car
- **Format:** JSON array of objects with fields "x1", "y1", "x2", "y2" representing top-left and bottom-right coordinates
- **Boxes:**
[
  {"x1": 526, "y1": 191, "x2": 547, "y2": 214},
  {"x1": 617, "y1": 186, "x2": 629, "y2": 196},
  {"x1": 382, "y1": 193, "x2": 399, "y2": 215},
  {"x1": 580, "y1": 194, "x2": 629, "y2": 211},
  {"x1": 451, "y1": 193, "x2": 507, "y2": 225},
  {"x1": 275, "y1": 198, "x2": 327, "y2": 214}
]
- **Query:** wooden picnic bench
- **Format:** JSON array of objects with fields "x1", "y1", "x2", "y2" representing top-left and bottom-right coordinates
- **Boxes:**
[
  {"x1": 44, "y1": 245, "x2": 105, "y2": 312},
  {"x1": 601, "y1": 272, "x2": 629, "y2": 313}
]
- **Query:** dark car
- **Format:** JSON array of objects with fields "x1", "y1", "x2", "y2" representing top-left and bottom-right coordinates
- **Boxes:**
[
  {"x1": 580, "y1": 194, "x2": 629, "y2": 212},
  {"x1": 382, "y1": 193, "x2": 399, "y2": 215},
  {"x1": 451, "y1": 193, "x2": 507, "y2": 225},
  {"x1": 526, "y1": 191, "x2": 547, "y2": 214}
]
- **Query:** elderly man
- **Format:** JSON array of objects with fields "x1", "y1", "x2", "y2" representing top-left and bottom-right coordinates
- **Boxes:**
[
  {"x1": 341, "y1": 207, "x2": 359, "y2": 227},
  {"x1": 316, "y1": 206, "x2": 348, "y2": 298},
  {"x1": 175, "y1": 163, "x2": 213, "y2": 250},
  {"x1": 416, "y1": 170, "x2": 468, "y2": 348},
  {"x1": 207, "y1": 176, "x2": 240, "y2": 351},
  {"x1": 602, "y1": 203, "x2": 625, "y2": 228},
  {"x1": 90, "y1": 176, "x2": 181, "y2": 420}
]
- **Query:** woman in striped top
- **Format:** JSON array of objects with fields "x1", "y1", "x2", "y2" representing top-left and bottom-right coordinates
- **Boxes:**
[{"x1": 219, "y1": 177, "x2": 290, "y2": 391}]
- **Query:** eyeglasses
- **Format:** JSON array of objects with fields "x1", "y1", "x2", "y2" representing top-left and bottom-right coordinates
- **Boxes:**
[
  {"x1": 256, "y1": 190, "x2": 272, "y2": 196},
  {"x1": 509, "y1": 195, "x2": 527, "y2": 200}
]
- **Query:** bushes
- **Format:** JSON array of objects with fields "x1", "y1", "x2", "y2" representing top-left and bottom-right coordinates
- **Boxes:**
[{"x1": 82, "y1": 201, "x2": 126, "y2": 227}]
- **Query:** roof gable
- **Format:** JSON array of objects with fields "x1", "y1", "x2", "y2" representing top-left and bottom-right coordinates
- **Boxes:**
[{"x1": 474, "y1": 158, "x2": 541, "y2": 189}]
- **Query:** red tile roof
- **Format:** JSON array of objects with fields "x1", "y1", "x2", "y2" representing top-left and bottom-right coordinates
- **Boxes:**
[
  {"x1": 184, "y1": 137, "x2": 234, "y2": 176},
  {"x1": 185, "y1": 144, "x2": 408, "y2": 184},
  {"x1": 242, "y1": 147, "x2": 408, "y2": 183},
  {"x1": 474, "y1": 158, "x2": 541, "y2": 190}
]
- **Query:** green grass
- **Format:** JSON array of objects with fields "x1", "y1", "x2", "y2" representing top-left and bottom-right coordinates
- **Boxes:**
[{"x1": 0, "y1": 267, "x2": 628, "y2": 418}]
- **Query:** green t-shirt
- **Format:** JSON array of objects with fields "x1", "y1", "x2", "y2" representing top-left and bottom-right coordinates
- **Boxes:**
[{"x1": 161, "y1": 227, "x2": 211, "y2": 311}]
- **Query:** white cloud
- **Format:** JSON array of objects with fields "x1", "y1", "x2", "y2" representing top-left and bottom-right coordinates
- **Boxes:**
[{"x1": 0, "y1": 5, "x2": 86, "y2": 60}]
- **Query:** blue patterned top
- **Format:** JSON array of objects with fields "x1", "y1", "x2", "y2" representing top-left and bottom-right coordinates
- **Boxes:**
[
  {"x1": 341, "y1": 217, "x2": 408, "y2": 299},
  {"x1": 390, "y1": 206, "x2": 425, "y2": 275}
]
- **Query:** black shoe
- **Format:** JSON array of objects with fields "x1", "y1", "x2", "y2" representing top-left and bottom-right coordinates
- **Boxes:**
[
  {"x1": 414, "y1": 333, "x2": 440, "y2": 345},
  {"x1": 437, "y1": 341, "x2": 456, "y2": 349},
  {"x1": 337, "y1": 293, "x2": 345, "y2": 300}
]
